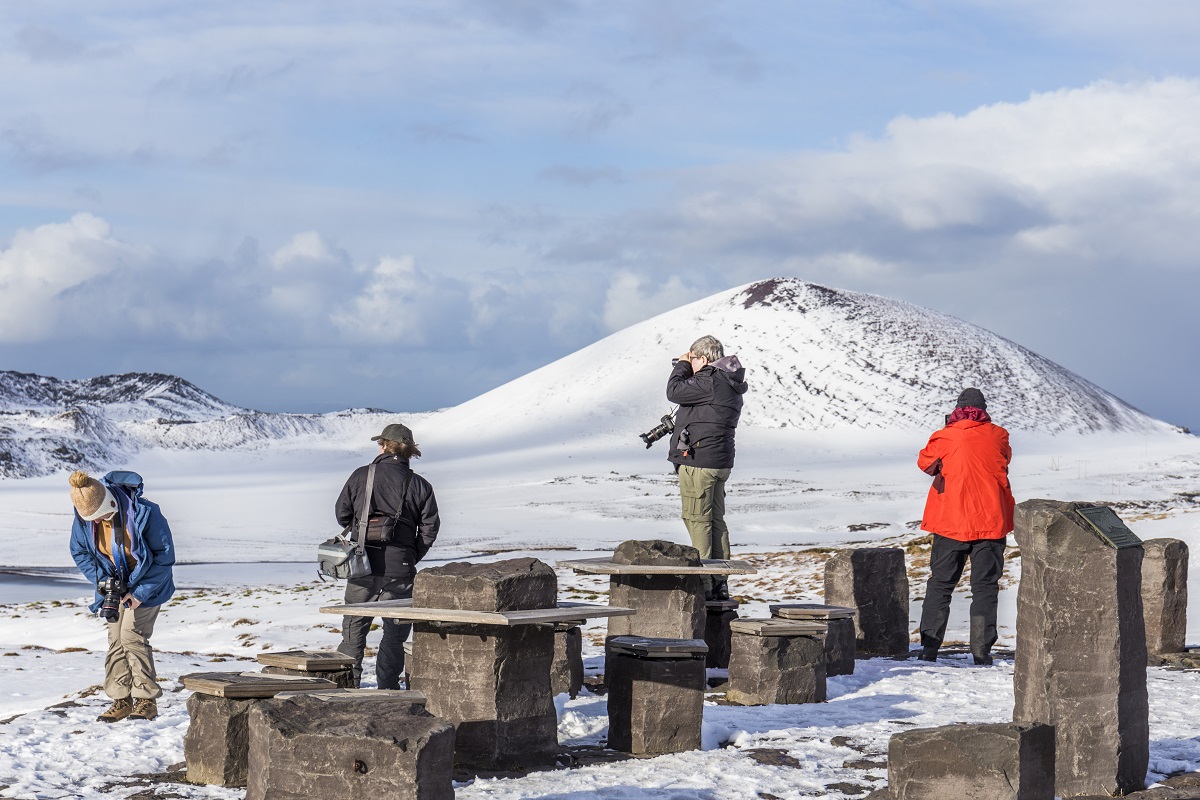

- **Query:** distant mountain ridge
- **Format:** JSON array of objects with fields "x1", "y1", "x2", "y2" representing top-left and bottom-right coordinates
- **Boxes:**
[
  {"x1": 420, "y1": 278, "x2": 1179, "y2": 442},
  {"x1": 1, "y1": 278, "x2": 1182, "y2": 478},
  {"x1": 0, "y1": 370, "x2": 391, "y2": 479}
]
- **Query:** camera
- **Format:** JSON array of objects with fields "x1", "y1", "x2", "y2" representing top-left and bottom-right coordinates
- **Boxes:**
[
  {"x1": 639, "y1": 414, "x2": 675, "y2": 448},
  {"x1": 98, "y1": 577, "x2": 126, "y2": 623}
]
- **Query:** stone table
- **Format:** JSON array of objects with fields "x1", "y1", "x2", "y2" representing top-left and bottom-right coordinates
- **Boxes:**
[
  {"x1": 606, "y1": 636, "x2": 708, "y2": 755},
  {"x1": 321, "y1": 598, "x2": 633, "y2": 771},
  {"x1": 559, "y1": 556, "x2": 756, "y2": 640},
  {"x1": 770, "y1": 603, "x2": 857, "y2": 676}
]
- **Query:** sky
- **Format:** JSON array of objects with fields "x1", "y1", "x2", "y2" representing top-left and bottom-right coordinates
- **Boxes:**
[{"x1": 1, "y1": 1, "x2": 1199, "y2": 431}]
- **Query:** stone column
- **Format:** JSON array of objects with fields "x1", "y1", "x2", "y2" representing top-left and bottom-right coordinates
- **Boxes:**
[
  {"x1": 606, "y1": 637, "x2": 707, "y2": 755},
  {"x1": 704, "y1": 600, "x2": 739, "y2": 669},
  {"x1": 1012, "y1": 500, "x2": 1148, "y2": 798},
  {"x1": 886, "y1": 722, "x2": 1055, "y2": 800},
  {"x1": 725, "y1": 619, "x2": 826, "y2": 706},
  {"x1": 1141, "y1": 538, "x2": 1189, "y2": 664},
  {"x1": 551, "y1": 623, "x2": 584, "y2": 699},
  {"x1": 824, "y1": 548, "x2": 910, "y2": 656},
  {"x1": 247, "y1": 694, "x2": 453, "y2": 800},
  {"x1": 607, "y1": 540, "x2": 706, "y2": 640},
  {"x1": 409, "y1": 558, "x2": 560, "y2": 771}
]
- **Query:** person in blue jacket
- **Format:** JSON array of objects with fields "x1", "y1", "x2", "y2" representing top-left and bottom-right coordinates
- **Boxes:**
[{"x1": 68, "y1": 470, "x2": 175, "y2": 723}]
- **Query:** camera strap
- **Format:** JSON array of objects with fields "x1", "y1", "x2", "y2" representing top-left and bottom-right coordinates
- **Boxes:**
[{"x1": 352, "y1": 464, "x2": 377, "y2": 556}]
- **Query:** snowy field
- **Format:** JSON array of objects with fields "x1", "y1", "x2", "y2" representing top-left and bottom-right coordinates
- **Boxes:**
[{"x1": 2, "y1": 426, "x2": 1200, "y2": 798}]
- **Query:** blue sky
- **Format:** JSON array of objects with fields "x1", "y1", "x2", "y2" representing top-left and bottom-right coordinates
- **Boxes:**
[{"x1": 2, "y1": 1, "x2": 1199, "y2": 430}]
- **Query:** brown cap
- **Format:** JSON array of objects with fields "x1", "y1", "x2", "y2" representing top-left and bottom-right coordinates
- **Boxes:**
[
  {"x1": 371, "y1": 423, "x2": 414, "y2": 443},
  {"x1": 69, "y1": 471, "x2": 117, "y2": 521}
]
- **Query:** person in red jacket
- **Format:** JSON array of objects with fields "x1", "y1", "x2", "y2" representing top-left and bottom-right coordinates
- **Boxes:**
[{"x1": 915, "y1": 387, "x2": 1015, "y2": 665}]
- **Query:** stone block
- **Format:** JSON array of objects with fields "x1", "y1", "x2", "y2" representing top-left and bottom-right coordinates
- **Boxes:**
[
  {"x1": 261, "y1": 665, "x2": 355, "y2": 689},
  {"x1": 771, "y1": 605, "x2": 856, "y2": 676},
  {"x1": 246, "y1": 693, "x2": 454, "y2": 800},
  {"x1": 612, "y1": 538, "x2": 701, "y2": 567},
  {"x1": 886, "y1": 722, "x2": 1055, "y2": 800},
  {"x1": 608, "y1": 574, "x2": 706, "y2": 639},
  {"x1": 412, "y1": 557, "x2": 557, "y2": 612},
  {"x1": 725, "y1": 620, "x2": 826, "y2": 706},
  {"x1": 551, "y1": 624, "x2": 584, "y2": 698},
  {"x1": 1142, "y1": 538, "x2": 1189, "y2": 663},
  {"x1": 704, "y1": 600, "x2": 739, "y2": 668},
  {"x1": 824, "y1": 548, "x2": 910, "y2": 657},
  {"x1": 184, "y1": 693, "x2": 256, "y2": 787},
  {"x1": 1012, "y1": 500, "x2": 1148, "y2": 798},
  {"x1": 409, "y1": 622, "x2": 557, "y2": 770},
  {"x1": 606, "y1": 637, "x2": 706, "y2": 755}
]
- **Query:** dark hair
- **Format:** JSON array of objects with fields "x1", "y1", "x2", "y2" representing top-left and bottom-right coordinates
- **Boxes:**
[{"x1": 381, "y1": 439, "x2": 422, "y2": 459}]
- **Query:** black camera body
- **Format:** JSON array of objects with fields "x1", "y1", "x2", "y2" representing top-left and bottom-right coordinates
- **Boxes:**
[
  {"x1": 98, "y1": 576, "x2": 127, "y2": 623},
  {"x1": 640, "y1": 414, "x2": 675, "y2": 449}
]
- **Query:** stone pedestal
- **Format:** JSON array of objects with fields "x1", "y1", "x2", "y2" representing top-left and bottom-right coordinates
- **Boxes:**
[
  {"x1": 606, "y1": 637, "x2": 707, "y2": 755},
  {"x1": 771, "y1": 604, "x2": 857, "y2": 676},
  {"x1": 185, "y1": 694, "x2": 256, "y2": 787},
  {"x1": 1013, "y1": 500, "x2": 1148, "y2": 798},
  {"x1": 704, "y1": 600, "x2": 739, "y2": 669},
  {"x1": 725, "y1": 619, "x2": 826, "y2": 706},
  {"x1": 885, "y1": 722, "x2": 1055, "y2": 800},
  {"x1": 552, "y1": 623, "x2": 584, "y2": 698},
  {"x1": 408, "y1": 558, "x2": 560, "y2": 771},
  {"x1": 247, "y1": 693, "x2": 453, "y2": 800},
  {"x1": 1141, "y1": 538, "x2": 1189, "y2": 664},
  {"x1": 824, "y1": 548, "x2": 910, "y2": 656},
  {"x1": 608, "y1": 574, "x2": 706, "y2": 639}
]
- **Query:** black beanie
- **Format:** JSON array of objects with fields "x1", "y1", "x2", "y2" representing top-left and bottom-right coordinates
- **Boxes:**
[{"x1": 956, "y1": 388, "x2": 987, "y2": 410}]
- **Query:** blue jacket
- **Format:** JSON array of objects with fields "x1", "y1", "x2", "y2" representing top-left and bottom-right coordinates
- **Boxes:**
[{"x1": 69, "y1": 471, "x2": 176, "y2": 612}]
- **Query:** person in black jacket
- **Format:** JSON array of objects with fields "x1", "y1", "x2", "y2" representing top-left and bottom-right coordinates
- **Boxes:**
[
  {"x1": 334, "y1": 422, "x2": 440, "y2": 689},
  {"x1": 666, "y1": 335, "x2": 748, "y2": 600}
]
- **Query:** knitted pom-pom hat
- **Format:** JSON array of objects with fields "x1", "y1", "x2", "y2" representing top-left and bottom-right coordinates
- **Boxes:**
[{"x1": 69, "y1": 471, "x2": 117, "y2": 521}]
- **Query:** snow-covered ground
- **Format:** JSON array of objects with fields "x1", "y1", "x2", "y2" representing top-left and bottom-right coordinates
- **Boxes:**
[{"x1": 2, "y1": 425, "x2": 1199, "y2": 799}]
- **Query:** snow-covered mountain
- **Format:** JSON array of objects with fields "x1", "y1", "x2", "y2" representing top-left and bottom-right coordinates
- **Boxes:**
[
  {"x1": 421, "y1": 278, "x2": 1179, "y2": 443},
  {"x1": 0, "y1": 278, "x2": 1181, "y2": 478},
  {"x1": 0, "y1": 371, "x2": 394, "y2": 479}
]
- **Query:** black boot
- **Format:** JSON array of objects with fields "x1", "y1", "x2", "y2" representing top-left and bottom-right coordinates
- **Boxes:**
[
  {"x1": 972, "y1": 652, "x2": 994, "y2": 666},
  {"x1": 916, "y1": 647, "x2": 938, "y2": 662}
]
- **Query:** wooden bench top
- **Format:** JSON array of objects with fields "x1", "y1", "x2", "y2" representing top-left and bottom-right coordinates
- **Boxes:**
[
  {"x1": 181, "y1": 671, "x2": 338, "y2": 698},
  {"x1": 607, "y1": 636, "x2": 709, "y2": 658},
  {"x1": 257, "y1": 650, "x2": 355, "y2": 671},
  {"x1": 321, "y1": 599, "x2": 635, "y2": 625},
  {"x1": 730, "y1": 618, "x2": 829, "y2": 637},
  {"x1": 275, "y1": 689, "x2": 427, "y2": 704},
  {"x1": 558, "y1": 557, "x2": 757, "y2": 576},
  {"x1": 769, "y1": 603, "x2": 857, "y2": 620}
]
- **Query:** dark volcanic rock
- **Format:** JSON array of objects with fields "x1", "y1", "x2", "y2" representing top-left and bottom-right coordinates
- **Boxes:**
[
  {"x1": 726, "y1": 629, "x2": 826, "y2": 706},
  {"x1": 886, "y1": 722, "x2": 1055, "y2": 800},
  {"x1": 608, "y1": 574, "x2": 706, "y2": 639},
  {"x1": 184, "y1": 694, "x2": 256, "y2": 787},
  {"x1": 551, "y1": 624, "x2": 584, "y2": 699},
  {"x1": 412, "y1": 557, "x2": 556, "y2": 612},
  {"x1": 612, "y1": 539, "x2": 702, "y2": 567},
  {"x1": 261, "y1": 665, "x2": 355, "y2": 689},
  {"x1": 409, "y1": 622, "x2": 557, "y2": 771},
  {"x1": 1142, "y1": 538, "x2": 1189, "y2": 663},
  {"x1": 606, "y1": 638, "x2": 706, "y2": 755},
  {"x1": 1012, "y1": 499, "x2": 1149, "y2": 798},
  {"x1": 824, "y1": 548, "x2": 910, "y2": 656},
  {"x1": 824, "y1": 617, "x2": 857, "y2": 676},
  {"x1": 246, "y1": 694, "x2": 453, "y2": 800},
  {"x1": 704, "y1": 601, "x2": 739, "y2": 669}
]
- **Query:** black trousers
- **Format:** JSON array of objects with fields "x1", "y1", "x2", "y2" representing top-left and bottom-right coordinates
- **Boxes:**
[
  {"x1": 918, "y1": 534, "x2": 1006, "y2": 654},
  {"x1": 337, "y1": 574, "x2": 413, "y2": 690}
]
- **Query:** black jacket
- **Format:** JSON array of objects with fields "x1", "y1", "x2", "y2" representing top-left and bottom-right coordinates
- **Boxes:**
[
  {"x1": 666, "y1": 355, "x2": 748, "y2": 470},
  {"x1": 335, "y1": 453, "x2": 440, "y2": 577}
]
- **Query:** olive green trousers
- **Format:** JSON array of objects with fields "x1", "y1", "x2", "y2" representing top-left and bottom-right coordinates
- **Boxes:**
[{"x1": 678, "y1": 465, "x2": 732, "y2": 590}]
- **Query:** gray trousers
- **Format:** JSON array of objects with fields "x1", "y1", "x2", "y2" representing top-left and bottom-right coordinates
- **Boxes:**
[
  {"x1": 337, "y1": 575, "x2": 413, "y2": 690},
  {"x1": 105, "y1": 604, "x2": 161, "y2": 700}
]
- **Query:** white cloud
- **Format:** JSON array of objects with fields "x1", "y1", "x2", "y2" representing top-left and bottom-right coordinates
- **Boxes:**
[
  {"x1": 0, "y1": 214, "x2": 137, "y2": 342},
  {"x1": 602, "y1": 269, "x2": 705, "y2": 332}
]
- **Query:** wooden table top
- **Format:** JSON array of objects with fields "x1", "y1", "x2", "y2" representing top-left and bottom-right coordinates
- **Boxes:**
[
  {"x1": 557, "y1": 556, "x2": 757, "y2": 576},
  {"x1": 321, "y1": 599, "x2": 636, "y2": 625}
]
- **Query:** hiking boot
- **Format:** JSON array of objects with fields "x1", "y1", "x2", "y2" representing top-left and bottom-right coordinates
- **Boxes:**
[
  {"x1": 972, "y1": 653, "x2": 994, "y2": 666},
  {"x1": 713, "y1": 580, "x2": 731, "y2": 601},
  {"x1": 916, "y1": 647, "x2": 938, "y2": 663},
  {"x1": 97, "y1": 697, "x2": 132, "y2": 723},
  {"x1": 129, "y1": 698, "x2": 158, "y2": 720}
]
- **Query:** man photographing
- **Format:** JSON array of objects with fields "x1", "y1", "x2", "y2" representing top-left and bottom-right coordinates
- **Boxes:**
[{"x1": 665, "y1": 335, "x2": 748, "y2": 600}]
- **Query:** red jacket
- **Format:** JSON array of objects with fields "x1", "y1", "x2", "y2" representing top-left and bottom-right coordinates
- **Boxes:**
[{"x1": 917, "y1": 420, "x2": 1014, "y2": 541}]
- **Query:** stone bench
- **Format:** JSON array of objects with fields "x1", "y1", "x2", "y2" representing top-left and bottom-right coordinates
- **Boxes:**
[
  {"x1": 181, "y1": 671, "x2": 342, "y2": 787},
  {"x1": 247, "y1": 692, "x2": 452, "y2": 800},
  {"x1": 824, "y1": 547, "x2": 910, "y2": 657},
  {"x1": 879, "y1": 722, "x2": 1055, "y2": 800},
  {"x1": 606, "y1": 636, "x2": 708, "y2": 755},
  {"x1": 725, "y1": 619, "x2": 827, "y2": 706},
  {"x1": 770, "y1": 603, "x2": 856, "y2": 676},
  {"x1": 704, "y1": 599, "x2": 739, "y2": 669},
  {"x1": 257, "y1": 649, "x2": 356, "y2": 689}
]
